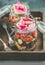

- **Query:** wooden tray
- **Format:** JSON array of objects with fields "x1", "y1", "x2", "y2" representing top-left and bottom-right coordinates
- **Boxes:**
[{"x1": 0, "y1": 13, "x2": 45, "y2": 61}]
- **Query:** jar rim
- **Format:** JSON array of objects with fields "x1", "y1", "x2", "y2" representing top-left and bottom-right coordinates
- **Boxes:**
[{"x1": 14, "y1": 25, "x2": 37, "y2": 33}]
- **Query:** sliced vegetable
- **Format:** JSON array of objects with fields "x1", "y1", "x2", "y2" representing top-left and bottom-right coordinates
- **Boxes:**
[
  {"x1": 32, "y1": 30, "x2": 37, "y2": 37},
  {"x1": 29, "y1": 36, "x2": 33, "y2": 41},
  {"x1": 32, "y1": 38, "x2": 35, "y2": 41},
  {"x1": 23, "y1": 37, "x2": 28, "y2": 42},
  {"x1": 20, "y1": 34, "x2": 25, "y2": 38},
  {"x1": 16, "y1": 33, "x2": 25, "y2": 40},
  {"x1": 17, "y1": 39, "x2": 23, "y2": 44},
  {"x1": 20, "y1": 34, "x2": 25, "y2": 39},
  {"x1": 26, "y1": 42, "x2": 31, "y2": 44}
]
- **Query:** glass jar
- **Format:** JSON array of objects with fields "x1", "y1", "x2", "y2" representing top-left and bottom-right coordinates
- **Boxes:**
[{"x1": 14, "y1": 27, "x2": 37, "y2": 51}]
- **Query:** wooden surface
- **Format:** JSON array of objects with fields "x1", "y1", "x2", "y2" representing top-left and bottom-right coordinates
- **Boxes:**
[
  {"x1": 0, "y1": 21, "x2": 43, "y2": 51},
  {"x1": 0, "y1": 16, "x2": 44, "y2": 61},
  {"x1": 0, "y1": 15, "x2": 43, "y2": 51}
]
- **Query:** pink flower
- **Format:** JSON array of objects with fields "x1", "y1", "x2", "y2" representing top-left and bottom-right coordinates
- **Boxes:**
[
  {"x1": 21, "y1": 17, "x2": 35, "y2": 24},
  {"x1": 23, "y1": 17, "x2": 33, "y2": 21},
  {"x1": 16, "y1": 22, "x2": 27, "y2": 30},
  {"x1": 20, "y1": 25, "x2": 27, "y2": 30},
  {"x1": 16, "y1": 17, "x2": 35, "y2": 30},
  {"x1": 14, "y1": 2, "x2": 27, "y2": 14},
  {"x1": 28, "y1": 23, "x2": 35, "y2": 30}
]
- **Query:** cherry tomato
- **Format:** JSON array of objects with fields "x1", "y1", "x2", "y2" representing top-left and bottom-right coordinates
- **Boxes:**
[
  {"x1": 20, "y1": 34, "x2": 25, "y2": 38},
  {"x1": 29, "y1": 36, "x2": 33, "y2": 41},
  {"x1": 9, "y1": 16, "x2": 15, "y2": 23},
  {"x1": 32, "y1": 30, "x2": 37, "y2": 37},
  {"x1": 23, "y1": 37, "x2": 30, "y2": 42},
  {"x1": 26, "y1": 38, "x2": 30, "y2": 41},
  {"x1": 23, "y1": 37, "x2": 27, "y2": 42}
]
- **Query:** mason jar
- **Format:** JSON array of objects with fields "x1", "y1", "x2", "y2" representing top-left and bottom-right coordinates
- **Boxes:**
[{"x1": 14, "y1": 23, "x2": 37, "y2": 51}]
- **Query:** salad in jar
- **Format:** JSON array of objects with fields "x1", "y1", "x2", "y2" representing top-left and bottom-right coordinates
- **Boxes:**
[
  {"x1": 9, "y1": 2, "x2": 37, "y2": 50},
  {"x1": 15, "y1": 17, "x2": 37, "y2": 50}
]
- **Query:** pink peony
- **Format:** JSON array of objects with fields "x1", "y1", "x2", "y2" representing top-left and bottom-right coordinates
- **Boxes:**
[
  {"x1": 16, "y1": 22, "x2": 27, "y2": 30},
  {"x1": 21, "y1": 17, "x2": 35, "y2": 25},
  {"x1": 20, "y1": 25, "x2": 27, "y2": 30},
  {"x1": 16, "y1": 17, "x2": 35, "y2": 30},
  {"x1": 13, "y1": 2, "x2": 27, "y2": 14}
]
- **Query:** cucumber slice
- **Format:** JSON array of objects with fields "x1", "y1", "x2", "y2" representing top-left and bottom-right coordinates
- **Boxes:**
[
  {"x1": 26, "y1": 42, "x2": 31, "y2": 44},
  {"x1": 18, "y1": 39, "x2": 23, "y2": 44}
]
